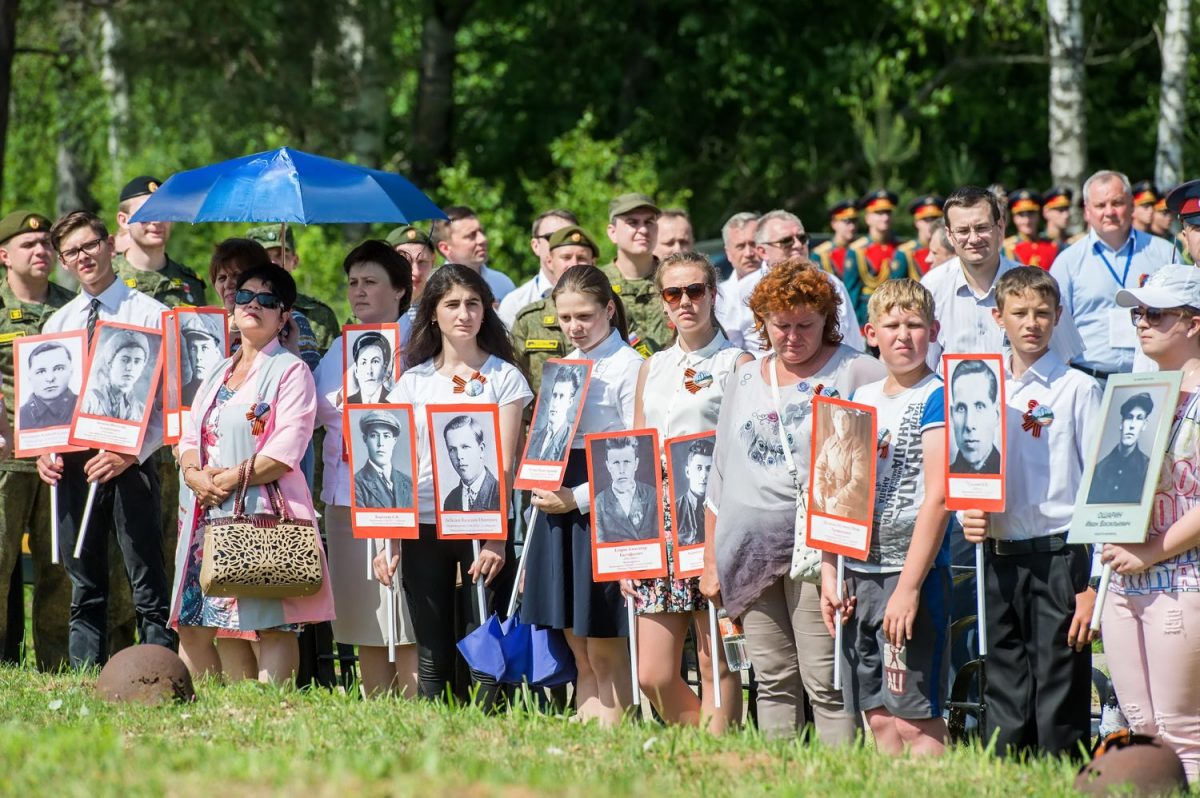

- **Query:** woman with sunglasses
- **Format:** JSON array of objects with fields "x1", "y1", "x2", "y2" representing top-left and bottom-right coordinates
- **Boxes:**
[
  {"x1": 373, "y1": 264, "x2": 531, "y2": 702},
  {"x1": 522, "y1": 264, "x2": 644, "y2": 726},
  {"x1": 314, "y1": 240, "x2": 417, "y2": 696},
  {"x1": 1099, "y1": 265, "x2": 1200, "y2": 783},
  {"x1": 702, "y1": 258, "x2": 885, "y2": 743},
  {"x1": 619, "y1": 251, "x2": 751, "y2": 732},
  {"x1": 171, "y1": 263, "x2": 333, "y2": 684}
]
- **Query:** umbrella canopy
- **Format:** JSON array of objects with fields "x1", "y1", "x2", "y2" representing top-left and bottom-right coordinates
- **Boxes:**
[{"x1": 129, "y1": 147, "x2": 446, "y2": 225}]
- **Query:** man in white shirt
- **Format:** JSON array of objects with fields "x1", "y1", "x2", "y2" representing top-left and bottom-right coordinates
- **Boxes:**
[
  {"x1": 498, "y1": 209, "x2": 577, "y2": 327},
  {"x1": 35, "y1": 211, "x2": 174, "y2": 668},
  {"x1": 431, "y1": 205, "x2": 516, "y2": 304},
  {"x1": 715, "y1": 212, "x2": 759, "y2": 335},
  {"x1": 726, "y1": 210, "x2": 864, "y2": 354}
]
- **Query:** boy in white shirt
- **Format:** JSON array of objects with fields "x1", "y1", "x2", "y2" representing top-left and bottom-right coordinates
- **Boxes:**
[
  {"x1": 824, "y1": 279, "x2": 952, "y2": 755},
  {"x1": 961, "y1": 266, "x2": 1101, "y2": 760}
]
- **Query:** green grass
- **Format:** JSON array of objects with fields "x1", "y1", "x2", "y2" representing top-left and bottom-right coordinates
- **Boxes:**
[{"x1": 0, "y1": 667, "x2": 1094, "y2": 798}]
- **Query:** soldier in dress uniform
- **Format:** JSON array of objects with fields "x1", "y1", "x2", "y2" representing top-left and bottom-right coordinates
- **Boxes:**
[
  {"x1": 511, "y1": 226, "x2": 600, "y2": 393},
  {"x1": 113, "y1": 176, "x2": 206, "y2": 308},
  {"x1": 1166, "y1": 179, "x2": 1200, "y2": 263},
  {"x1": 1002, "y1": 189, "x2": 1059, "y2": 270},
  {"x1": 1131, "y1": 180, "x2": 1159, "y2": 235},
  {"x1": 1152, "y1": 194, "x2": 1175, "y2": 239},
  {"x1": 811, "y1": 199, "x2": 856, "y2": 278},
  {"x1": 601, "y1": 193, "x2": 670, "y2": 357},
  {"x1": 246, "y1": 225, "x2": 339, "y2": 354},
  {"x1": 0, "y1": 210, "x2": 74, "y2": 670},
  {"x1": 843, "y1": 188, "x2": 907, "y2": 326},
  {"x1": 897, "y1": 193, "x2": 944, "y2": 279},
  {"x1": 1042, "y1": 185, "x2": 1083, "y2": 252}
]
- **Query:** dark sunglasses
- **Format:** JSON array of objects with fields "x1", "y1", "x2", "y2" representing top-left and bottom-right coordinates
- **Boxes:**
[
  {"x1": 660, "y1": 282, "x2": 709, "y2": 305},
  {"x1": 763, "y1": 233, "x2": 809, "y2": 250},
  {"x1": 1129, "y1": 306, "x2": 1196, "y2": 326},
  {"x1": 234, "y1": 289, "x2": 283, "y2": 309}
]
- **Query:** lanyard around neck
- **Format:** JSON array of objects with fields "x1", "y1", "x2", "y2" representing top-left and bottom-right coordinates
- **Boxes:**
[{"x1": 1094, "y1": 238, "x2": 1134, "y2": 288}]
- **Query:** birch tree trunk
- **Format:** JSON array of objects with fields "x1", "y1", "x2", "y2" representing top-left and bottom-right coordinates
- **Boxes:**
[
  {"x1": 1155, "y1": 0, "x2": 1191, "y2": 191},
  {"x1": 99, "y1": 3, "x2": 128, "y2": 185},
  {"x1": 1046, "y1": 0, "x2": 1086, "y2": 225}
]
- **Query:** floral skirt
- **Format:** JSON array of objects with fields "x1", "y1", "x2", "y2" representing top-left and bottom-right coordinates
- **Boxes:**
[{"x1": 633, "y1": 471, "x2": 707, "y2": 615}]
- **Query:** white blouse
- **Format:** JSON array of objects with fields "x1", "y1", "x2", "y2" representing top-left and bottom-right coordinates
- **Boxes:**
[{"x1": 642, "y1": 331, "x2": 745, "y2": 443}]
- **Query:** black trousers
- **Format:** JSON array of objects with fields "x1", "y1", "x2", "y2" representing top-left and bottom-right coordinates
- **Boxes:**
[
  {"x1": 401, "y1": 522, "x2": 515, "y2": 701},
  {"x1": 983, "y1": 541, "x2": 1091, "y2": 760},
  {"x1": 55, "y1": 451, "x2": 176, "y2": 667}
]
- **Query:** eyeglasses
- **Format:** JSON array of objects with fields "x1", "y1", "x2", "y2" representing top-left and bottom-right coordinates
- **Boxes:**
[
  {"x1": 762, "y1": 233, "x2": 809, "y2": 250},
  {"x1": 660, "y1": 283, "x2": 709, "y2": 305},
  {"x1": 1130, "y1": 306, "x2": 1194, "y2": 326},
  {"x1": 949, "y1": 225, "x2": 997, "y2": 240},
  {"x1": 234, "y1": 289, "x2": 283, "y2": 309},
  {"x1": 58, "y1": 237, "x2": 105, "y2": 265}
]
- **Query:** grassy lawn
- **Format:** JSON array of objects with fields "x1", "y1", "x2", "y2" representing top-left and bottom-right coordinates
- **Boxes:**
[{"x1": 0, "y1": 666, "x2": 1090, "y2": 798}]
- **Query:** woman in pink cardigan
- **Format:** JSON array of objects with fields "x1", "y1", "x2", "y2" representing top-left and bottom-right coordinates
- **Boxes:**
[{"x1": 170, "y1": 262, "x2": 333, "y2": 683}]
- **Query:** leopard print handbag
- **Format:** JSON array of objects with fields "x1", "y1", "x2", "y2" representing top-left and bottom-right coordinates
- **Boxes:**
[{"x1": 199, "y1": 458, "x2": 324, "y2": 599}]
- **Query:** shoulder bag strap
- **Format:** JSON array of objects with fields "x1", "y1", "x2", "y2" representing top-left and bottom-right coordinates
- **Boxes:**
[{"x1": 767, "y1": 354, "x2": 799, "y2": 485}]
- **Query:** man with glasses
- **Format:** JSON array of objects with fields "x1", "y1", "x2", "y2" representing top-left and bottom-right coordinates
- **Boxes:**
[
  {"x1": 811, "y1": 200, "x2": 857, "y2": 279},
  {"x1": 35, "y1": 211, "x2": 174, "y2": 668},
  {"x1": 1050, "y1": 170, "x2": 1179, "y2": 379},
  {"x1": 0, "y1": 210, "x2": 74, "y2": 671},
  {"x1": 498, "y1": 209, "x2": 578, "y2": 328},
  {"x1": 726, "y1": 209, "x2": 862, "y2": 354},
  {"x1": 602, "y1": 193, "x2": 670, "y2": 357},
  {"x1": 113, "y1": 176, "x2": 206, "y2": 308},
  {"x1": 844, "y1": 189, "x2": 909, "y2": 326}
]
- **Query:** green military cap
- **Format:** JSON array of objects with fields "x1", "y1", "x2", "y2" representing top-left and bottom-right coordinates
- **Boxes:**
[
  {"x1": 386, "y1": 225, "x2": 433, "y2": 248},
  {"x1": 119, "y1": 176, "x2": 162, "y2": 203},
  {"x1": 608, "y1": 192, "x2": 660, "y2": 221},
  {"x1": 547, "y1": 225, "x2": 599, "y2": 256},
  {"x1": 359, "y1": 409, "x2": 401, "y2": 436},
  {"x1": 0, "y1": 210, "x2": 51, "y2": 245},
  {"x1": 246, "y1": 225, "x2": 295, "y2": 250}
]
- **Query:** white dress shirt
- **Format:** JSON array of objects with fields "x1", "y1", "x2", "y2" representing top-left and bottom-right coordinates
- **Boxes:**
[
  {"x1": 921, "y1": 255, "x2": 1085, "y2": 370},
  {"x1": 723, "y1": 262, "x2": 864, "y2": 355},
  {"x1": 43, "y1": 276, "x2": 168, "y2": 462},
  {"x1": 498, "y1": 271, "x2": 553, "y2": 328}
]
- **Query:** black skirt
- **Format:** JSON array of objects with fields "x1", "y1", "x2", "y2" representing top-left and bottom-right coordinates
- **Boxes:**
[{"x1": 520, "y1": 450, "x2": 628, "y2": 638}]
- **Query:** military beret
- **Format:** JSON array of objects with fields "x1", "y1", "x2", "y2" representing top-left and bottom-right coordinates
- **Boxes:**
[
  {"x1": 359, "y1": 409, "x2": 401, "y2": 436},
  {"x1": 858, "y1": 189, "x2": 898, "y2": 213},
  {"x1": 1131, "y1": 180, "x2": 1159, "y2": 206},
  {"x1": 908, "y1": 194, "x2": 945, "y2": 220},
  {"x1": 608, "y1": 193, "x2": 660, "y2": 221},
  {"x1": 827, "y1": 200, "x2": 857, "y2": 222},
  {"x1": 547, "y1": 225, "x2": 599, "y2": 256},
  {"x1": 246, "y1": 225, "x2": 295, "y2": 250},
  {"x1": 1008, "y1": 189, "x2": 1041, "y2": 214},
  {"x1": 1042, "y1": 185, "x2": 1074, "y2": 210},
  {"x1": 386, "y1": 225, "x2": 433, "y2": 248},
  {"x1": 1165, "y1": 179, "x2": 1200, "y2": 225},
  {"x1": 119, "y1": 176, "x2": 162, "y2": 203},
  {"x1": 0, "y1": 210, "x2": 51, "y2": 245}
]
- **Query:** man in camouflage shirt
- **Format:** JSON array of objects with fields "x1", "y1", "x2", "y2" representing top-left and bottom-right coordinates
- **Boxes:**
[
  {"x1": 113, "y1": 176, "x2": 206, "y2": 307},
  {"x1": 601, "y1": 193, "x2": 670, "y2": 357}
]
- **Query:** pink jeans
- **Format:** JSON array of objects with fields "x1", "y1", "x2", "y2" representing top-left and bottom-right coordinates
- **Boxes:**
[{"x1": 1103, "y1": 589, "x2": 1200, "y2": 782}]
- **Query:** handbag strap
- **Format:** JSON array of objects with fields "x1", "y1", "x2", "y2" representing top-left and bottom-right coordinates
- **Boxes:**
[
  {"x1": 231, "y1": 457, "x2": 254, "y2": 517},
  {"x1": 262, "y1": 480, "x2": 294, "y2": 522},
  {"x1": 767, "y1": 354, "x2": 799, "y2": 484}
]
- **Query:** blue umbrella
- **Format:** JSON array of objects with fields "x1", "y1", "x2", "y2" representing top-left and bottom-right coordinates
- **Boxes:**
[{"x1": 129, "y1": 147, "x2": 446, "y2": 225}]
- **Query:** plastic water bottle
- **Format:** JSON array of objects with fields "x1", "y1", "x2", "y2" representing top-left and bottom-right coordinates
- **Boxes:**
[{"x1": 718, "y1": 609, "x2": 751, "y2": 671}]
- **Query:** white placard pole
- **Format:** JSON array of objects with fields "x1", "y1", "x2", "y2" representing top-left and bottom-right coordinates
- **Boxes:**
[
  {"x1": 50, "y1": 454, "x2": 60, "y2": 565},
  {"x1": 975, "y1": 542, "x2": 988, "y2": 656},
  {"x1": 385, "y1": 538, "x2": 395, "y2": 663},
  {"x1": 707, "y1": 602, "x2": 722, "y2": 710},
  {"x1": 833, "y1": 554, "x2": 845, "y2": 690},
  {"x1": 73, "y1": 451, "x2": 106, "y2": 559},
  {"x1": 471, "y1": 540, "x2": 487, "y2": 622},
  {"x1": 507, "y1": 508, "x2": 538, "y2": 617},
  {"x1": 627, "y1": 597, "x2": 640, "y2": 707},
  {"x1": 1090, "y1": 563, "x2": 1113, "y2": 633}
]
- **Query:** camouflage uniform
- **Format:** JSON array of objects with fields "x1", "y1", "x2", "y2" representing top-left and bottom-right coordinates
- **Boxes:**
[
  {"x1": 293, "y1": 293, "x2": 339, "y2": 354},
  {"x1": 510, "y1": 298, "x2": 569, "y2": 395},
  {"x1": 599, "y1": 261, "x2": 670, "y2": 359},
  {"x1": 112, "y1": 253, "x2": 206, "y2": 308}
]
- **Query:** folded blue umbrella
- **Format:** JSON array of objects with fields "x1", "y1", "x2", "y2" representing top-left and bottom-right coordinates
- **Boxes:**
[
  {"x1": 457, "y1": 609, "x2": 576, "y2": 688},
  {"x1": 129, "y1": 146, "x2": 446, "y2": 225}
]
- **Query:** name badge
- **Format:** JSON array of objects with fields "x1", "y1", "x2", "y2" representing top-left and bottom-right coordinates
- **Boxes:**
[
  {"x1": 525, "y1": 339, "x2": 561, "y2": 352},
  {"x1": 0, "y1": 331, "x2": 26, "y2": 344}
]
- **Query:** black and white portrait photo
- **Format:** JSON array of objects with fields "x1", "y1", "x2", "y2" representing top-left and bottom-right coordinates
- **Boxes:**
[
  {"x1": 81, "y1": 325, "x2": 161, "y2": 422},
  {"x1": 345, "y1": 326, "x2": 399, "y2": 405},
  {"x1": 17, "y1": 336, "x2": 82, "y2": 431},
  {"x1": 526, "y1": 362, "x2": 586, "y2": 463},
  {"x1": 667, "y1": 435, "x2": 713, "y2": 548},
  {"x1": 589, "y1": 433, "x2": 661, "y2": 544},
  {"x1": 1086, "y1": 389, "x2": 1163, "y2": 505},
  {"x1": 948, "y1": 357, "x2": 1003, "y2": 475},
  {"x1": 349, "y1": 408, "x2": 415, "y2": 510},
  {"x1": 178, "y1": 310, "x2": 226, "y2": 407},
  {"x1": 434, "y1": 412, "x2": 501, "y2": 512}
]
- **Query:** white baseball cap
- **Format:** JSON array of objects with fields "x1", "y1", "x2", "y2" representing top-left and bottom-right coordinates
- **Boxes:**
[{"x1": 1115, "y1": 264, "x2": 1200, "y2": 310}]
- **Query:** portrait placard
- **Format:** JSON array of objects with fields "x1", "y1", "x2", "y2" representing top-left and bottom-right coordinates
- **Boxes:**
[
  {"x1": 69, "y1": 321, "x2": 163, "y2": 456},
  {"x1": 585, "y1": 429, "x2": 667, "y2": 582},
  {"x1": 344, "y1": 403, "x2": 419, "y2": 539},
  {"x1": 162, "y1": 310, "x2": 182, "y2": 442},
  {"x1": 805, "y1": 396, "x2": 877, "y2": 561},
  {"x1": 342, "y1": 323, "x2": 402, "y2": 406},
  {"x1": 1068, "y1": 370, "x2": 1181, "y2": 545},
  {"x1": 428, "y1": 403, "x2": 508, "y2": 540},
  {"x1": 515, "y1": 359, "x2": 593, "y2": 491},
  {"x1": 13, "y1": 330, "x2": 86, "y2": 458},
  {"x1": 166, "y1": 307, "x2": 229, "y2": 444},
  {"x1": 665, "y1": 431, "x2": 714, "y2": 578},
  {"x1": 942, "y1": 353, "x2": 1007, "y2": 512}
]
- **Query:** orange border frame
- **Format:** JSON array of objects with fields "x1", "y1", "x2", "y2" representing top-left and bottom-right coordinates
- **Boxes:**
[
  {"x1": 514, "y1": 358, "x2": 594, "y2": 491},
  {"x1": 664, "y1": 430, "x2": 713, "y2": 579},
  {"x1": 69, "y1": 320, "x2": 164, "y2": 456},
  {"x1": 161, "y1": 310, "x2": 181, "y2": 443},
  {"x1": 428, "y1": 403, "x2": 509, "y2": 541},
  {"x1": 342, "y1": 323, "x2": 403, "y2": 405},
  {"x1": 942, "y1": 353, "x2": 1007, "y2": 513},
  {"x1": 804, "y1": 395, "x2": 877, "y2": 561},
  {"x1": 164, "y1": 307, "x2": 230, "y2": 444},
  {"x1": 585, "y1": 428, "x2": 668, "y2": 583},
  {"x1": 344, "y1": 403, "x2": 420, "y2": 539},
  {"x1": 13, "y1": 330, "x2": 87, "y2": 458}
]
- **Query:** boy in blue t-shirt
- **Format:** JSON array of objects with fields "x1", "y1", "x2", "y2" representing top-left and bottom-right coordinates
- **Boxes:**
[{"x1": 823, "y1": 278, "x2": 952, "y2": 756}]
